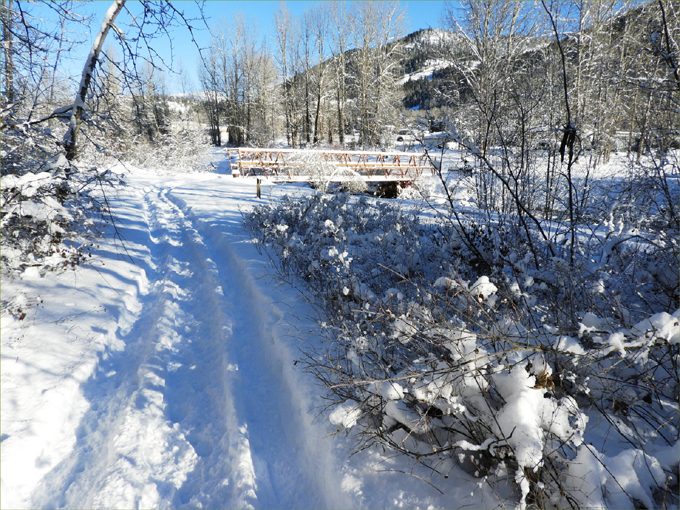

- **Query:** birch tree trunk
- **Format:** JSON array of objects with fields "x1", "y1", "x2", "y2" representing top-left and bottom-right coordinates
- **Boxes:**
[
  {"x1": 64, "y1": 0, "x2": 126, "y2": 161},
  {"x1": 1, "y1": 0, "x2": 14, "y2": 105}
]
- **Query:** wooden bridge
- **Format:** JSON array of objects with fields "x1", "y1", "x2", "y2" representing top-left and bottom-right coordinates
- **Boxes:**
[{"x1": 227, "y1": 148, "x2": 439, "y2": 182}]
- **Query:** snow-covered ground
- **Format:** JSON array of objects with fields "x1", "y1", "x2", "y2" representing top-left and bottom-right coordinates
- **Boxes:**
[{"x1": 1, "y1": 150, "x2": 502, "y2": 509}]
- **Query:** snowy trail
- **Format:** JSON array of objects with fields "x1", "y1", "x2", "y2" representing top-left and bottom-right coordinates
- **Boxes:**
[
  {"x1": 1, "y1": 164, "x2": 515, "y2": 510},
  {"x1": 3, "y1": 166, "x2": 474, "y2": 510},
  {"x1": 26, "y1": 177, "x2": 350, "y2": 509}
]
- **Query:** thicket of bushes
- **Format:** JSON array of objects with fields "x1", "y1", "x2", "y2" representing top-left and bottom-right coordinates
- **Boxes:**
[{"x1": 245, "y1": 180, "x2": 678, "y2": 509}]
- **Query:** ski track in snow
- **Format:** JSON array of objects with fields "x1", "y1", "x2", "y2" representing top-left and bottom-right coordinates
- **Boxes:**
[{"x1": 27, "y1": 178, "x2": 346, "y2": 509}]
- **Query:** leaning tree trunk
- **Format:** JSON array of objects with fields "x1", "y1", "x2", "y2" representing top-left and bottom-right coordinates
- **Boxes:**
[
  {"x1": 2, "y1": 0, "x2": 14, "y2": 105},
  {"x1": 64, "y1": 0, "x2": 126, "y2": 161}
]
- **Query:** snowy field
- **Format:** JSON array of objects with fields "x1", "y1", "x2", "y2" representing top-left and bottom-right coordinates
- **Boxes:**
[{"x1": 1, "y1": 149, "x2": 506, "y2": 509}]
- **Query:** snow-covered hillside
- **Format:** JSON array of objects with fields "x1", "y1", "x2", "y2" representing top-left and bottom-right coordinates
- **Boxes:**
[{"x1": 398, "y1": 59, "x2": 452, "y2": 86}]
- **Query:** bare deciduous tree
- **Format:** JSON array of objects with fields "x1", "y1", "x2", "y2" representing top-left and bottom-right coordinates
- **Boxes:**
[{"x1": 348, "y1": 1, "x2": 406, "y2": 148}]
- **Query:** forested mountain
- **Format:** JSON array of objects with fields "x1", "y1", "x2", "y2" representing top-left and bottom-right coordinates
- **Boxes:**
[
  {"x1": 224, "y1": 0, "x2": 675, "y2": 157},
  {"x1": 397, "y1": 1, "x2": 677, "y2": 154}
]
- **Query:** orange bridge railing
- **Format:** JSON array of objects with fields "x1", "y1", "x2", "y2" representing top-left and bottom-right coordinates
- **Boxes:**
[{"x1": 227, "y1": 148, "x2": 439, "y2": 181}]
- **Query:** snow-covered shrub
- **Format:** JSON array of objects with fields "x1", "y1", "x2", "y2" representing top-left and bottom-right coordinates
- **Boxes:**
[
  {"x1": 245, "y1": 190, "x2": 679, "y2": 509},
  {"x1": 339, "y1": 174, "x2": 369, "y2": 195},
  {"x1": 1, "y1": 162, "x2": 120, "y2": 275},
  {"x1": 122, "y1": 127, "x2": 213, "y2": 173},
  {"x1": 1, "y1": 126, "x2": 119, "y2": 276},
  {"x1": 245, "y1": 192, "x2": 436, "y2": 302}
]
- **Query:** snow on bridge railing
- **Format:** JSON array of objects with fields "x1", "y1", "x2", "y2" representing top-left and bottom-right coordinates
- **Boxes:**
[{"x1": 227, "y1": 148, "x2": 439, "y2": 181}]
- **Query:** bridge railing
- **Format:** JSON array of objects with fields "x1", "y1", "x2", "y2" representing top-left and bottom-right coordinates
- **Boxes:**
[{"x1": 227, "y1": 148, "x2": 439, "y2": 181}]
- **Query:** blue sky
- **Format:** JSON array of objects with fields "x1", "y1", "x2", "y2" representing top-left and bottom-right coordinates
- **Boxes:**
[{"x1": 74, "y1": 1, "x2": 449, "y2": 93}]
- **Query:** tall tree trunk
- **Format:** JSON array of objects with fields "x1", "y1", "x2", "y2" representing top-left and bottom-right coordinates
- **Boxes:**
[
  {"x1": 64, "y1": 0, "x2": 126, "y2": 161},
  {"x1": 2, "y1": 0, "x2": 14, "y2": 104},
  {"x1": 304, "y1": 77, "x2": 310, "y2": 144},
  {"x1": 313, "y1": 87, "x2": 322, "y2": 144},
  {"x1": 337, "y1": 90, "x2": 344, "y2": 144}
]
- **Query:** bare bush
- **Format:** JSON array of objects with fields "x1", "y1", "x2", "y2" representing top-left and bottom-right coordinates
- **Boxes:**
[{"x1": 245, "y1": 189, "x2": 679, "y2": 509}]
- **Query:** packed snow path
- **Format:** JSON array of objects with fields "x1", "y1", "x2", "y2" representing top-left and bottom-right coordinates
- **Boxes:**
[{"x1": 10, "y1": 174, "x2": 350, "y2": 509}]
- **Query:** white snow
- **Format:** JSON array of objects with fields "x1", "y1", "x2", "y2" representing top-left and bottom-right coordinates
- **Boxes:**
[
  {"x1": 329, "y1": 401, "x2": 363, "y2": 429},
  {"x1": 469, "y1": 275, "x2": 498, "y2": 301},
  {"x1": 398, "y1": 59, "x2": 451, "y2": 85}
]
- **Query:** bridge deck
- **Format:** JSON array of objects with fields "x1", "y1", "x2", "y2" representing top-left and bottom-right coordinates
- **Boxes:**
[{"x1": 227, "y1": 148, "x2": 438, "y2": 181}]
